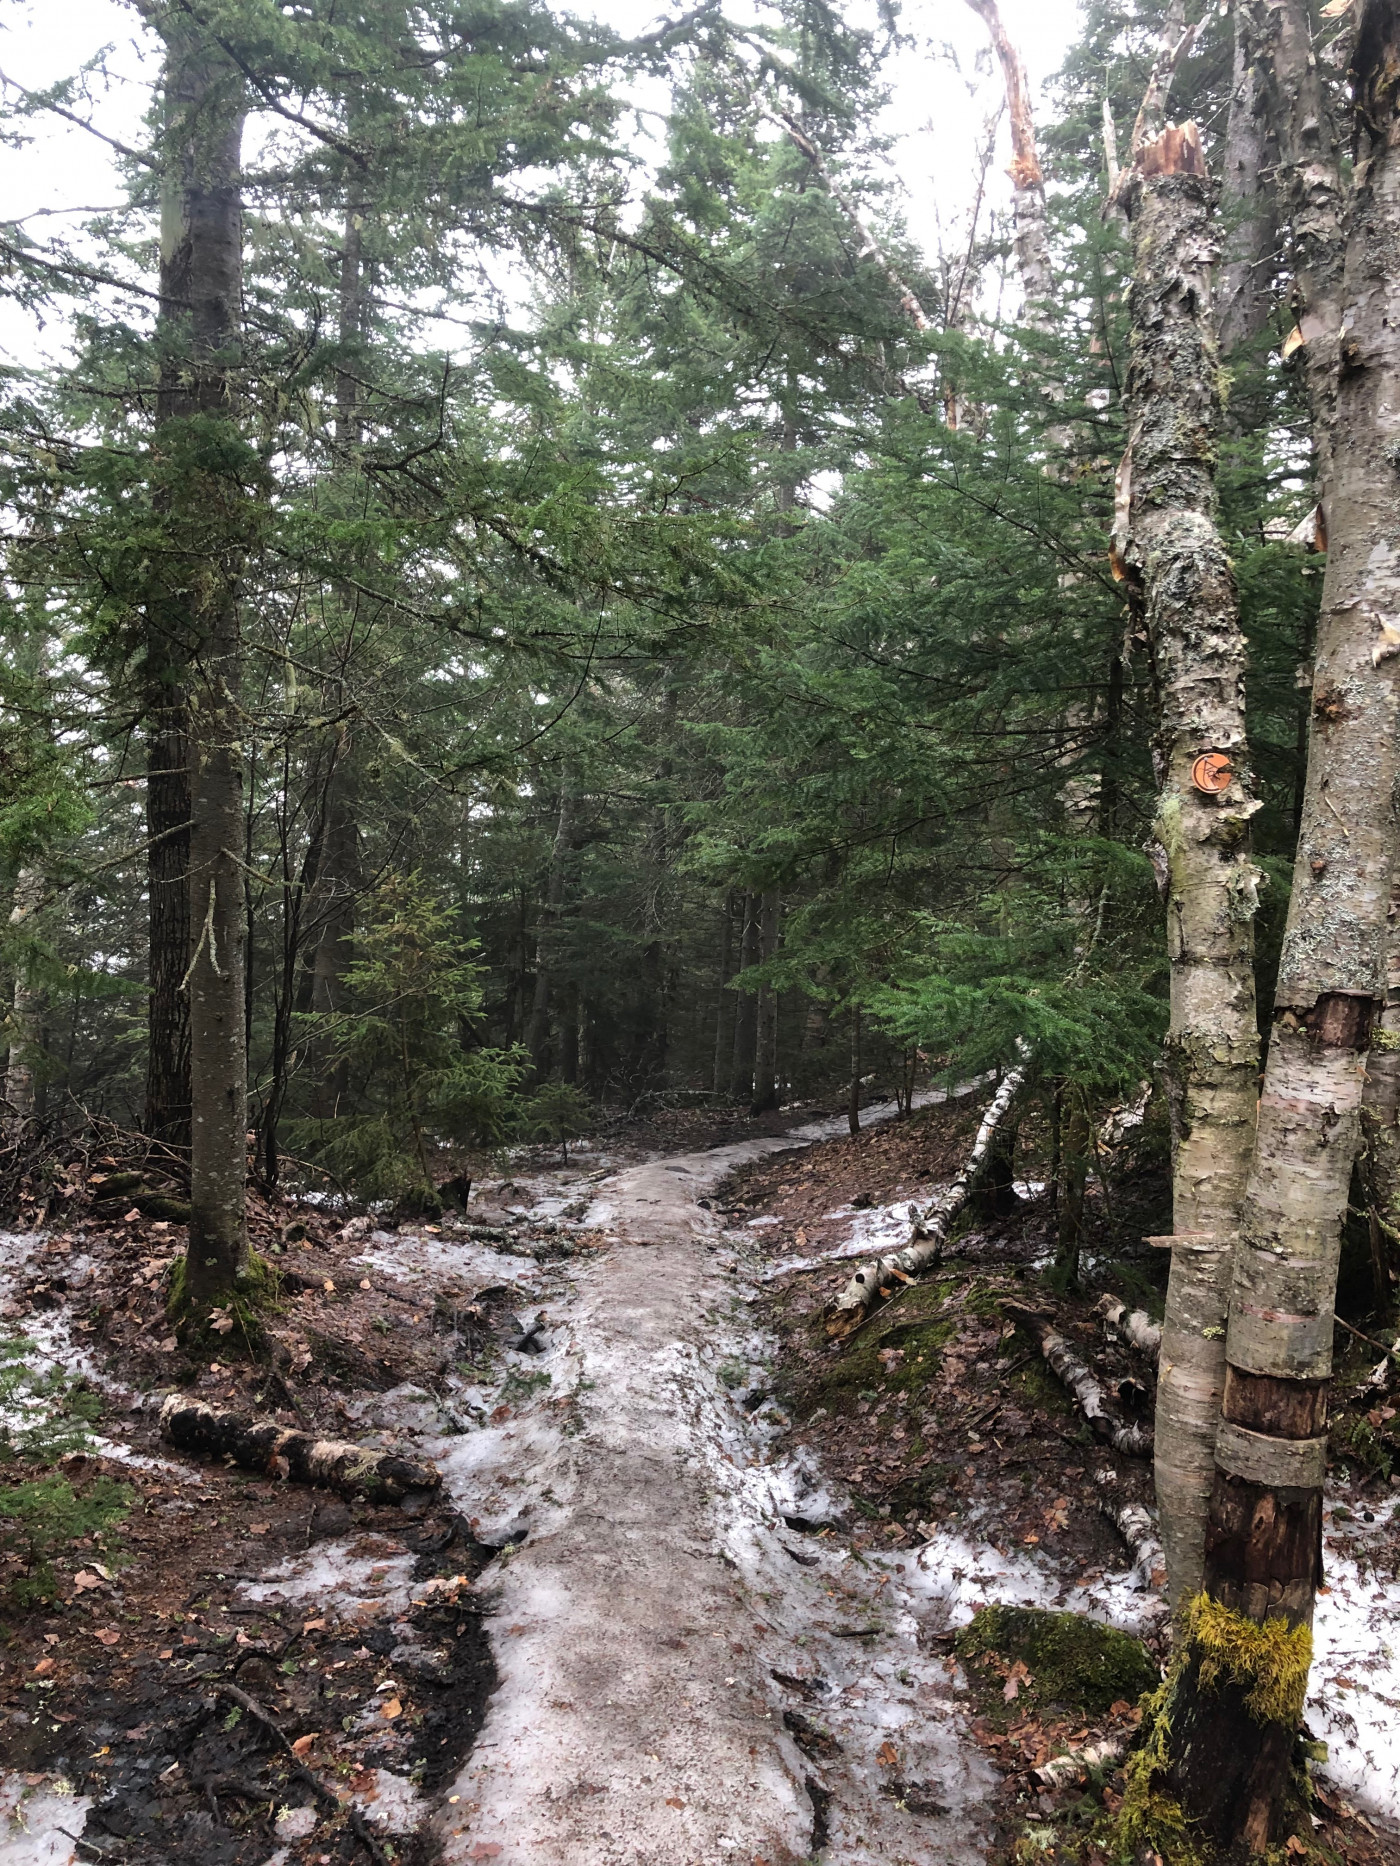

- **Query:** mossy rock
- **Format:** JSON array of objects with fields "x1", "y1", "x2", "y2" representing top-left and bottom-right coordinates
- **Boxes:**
[{"x1": 956, "y1": 1605, "x2": 1158, "y2": 1718}]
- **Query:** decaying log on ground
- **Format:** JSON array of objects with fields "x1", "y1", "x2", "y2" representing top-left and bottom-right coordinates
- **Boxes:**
[
  {"x1": 1002, "y1": 1303, "x2": 1153, "y2": 1456},
  {"x1": 1096, "y1": 1293, "x2": 1162, "y2": 1358},
  {"x1": 824, "y1": 1058, "x2": 1027, "y2": 1339},
  {"x1": 160, "y1": 1395, "x2": 439, "y2": 1501},
  {"x1": 1094, "y1": 1469, "x2": 1165, "y2": 1590},
  {"x1": 1034, "y1": 1736, "x2": 1127, "y2": 1790}
]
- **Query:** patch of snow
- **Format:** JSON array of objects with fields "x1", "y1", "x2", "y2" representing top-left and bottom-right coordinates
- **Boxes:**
[
  {"x1": 1309, "y1": 1498, "x2": 1400, "y2": 1818},
  {"x1": 237, "y1": 1537, "x2": 417, "y2": 1619},
  {"x1": 273, "y1": 1804, "x2": 318, "y2": 1840},
  {"x1": 355, "y1": 1233, "x2": 545, "y2": 1291},
  {"x1": 0, "y1": 1775, "x2": 93, "y2": 1866},
  {"x1": 350, "y1": 1768, "x2": 427, "y2": 1836}
]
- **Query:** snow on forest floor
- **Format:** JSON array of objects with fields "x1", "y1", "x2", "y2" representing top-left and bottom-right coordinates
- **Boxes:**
[{"x1": 3, "y1": 1086, "x2": 1400, "y2": 1862}]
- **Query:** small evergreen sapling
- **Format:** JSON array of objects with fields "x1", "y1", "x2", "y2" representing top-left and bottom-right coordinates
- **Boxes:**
[{"x1": 0, "y1": 1334, "x2": 129, "y2": 1607}]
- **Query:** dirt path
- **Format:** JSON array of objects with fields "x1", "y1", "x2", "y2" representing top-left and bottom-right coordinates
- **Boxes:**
[{"x1": 417, "y1": 1105, "x2": 999, "y2": 1866}]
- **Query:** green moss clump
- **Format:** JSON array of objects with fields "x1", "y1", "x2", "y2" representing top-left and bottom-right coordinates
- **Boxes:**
[
  {"x1": 956, "y1": 1606, "x2": 1159, "y2": 1719},
  {"x1": 1182, "y1": 1593, "x2": 1312, "y2": 1727}
]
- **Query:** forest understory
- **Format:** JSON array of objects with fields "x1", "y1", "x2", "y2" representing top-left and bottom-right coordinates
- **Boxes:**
[{"x1": 2, "y1": 1092, "x2": 1399, "y2": 1866}]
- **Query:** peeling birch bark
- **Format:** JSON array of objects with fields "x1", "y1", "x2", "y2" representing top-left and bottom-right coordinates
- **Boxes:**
[
  {"x1": 1151, "y1": 2, "x2": 1400, "y2": 1849},
  {"x1": 159, "y1": 1395, "x2": 440, "y2": 1501},
  {"x1": 1096, "y1": 1295, "x2": 1162, "y2": 1359},
  {"x1": 1360, "y1": 896, "x2": 1400, "y2": 1309},
  {"x1": 1093, "y1": 1469, "x2": 1165, "y2": 1591},
  {"x1": 823, "y1": 1061, "x2": 1025, "y2": 1338},
  {"x1": 1118, "y1": 35, "x2": 1262, "y2": 1608},
  {"x1": 1034, "y1": 1737, "x2": 1127, "y2": 1790},
  {"x1": 1002, "y1": 1304, "x2": 1153, "y2": 1457}
]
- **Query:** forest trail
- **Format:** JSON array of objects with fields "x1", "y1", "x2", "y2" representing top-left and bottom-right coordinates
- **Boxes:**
[{"x1": 425, "y1": 1098, "x2": 1000, "y2": 1866}]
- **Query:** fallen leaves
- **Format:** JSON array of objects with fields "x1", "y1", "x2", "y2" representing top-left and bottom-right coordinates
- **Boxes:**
[
  {"x1": 380, "y1": 1695, "x2": 403, "y2": 1720},
  {"x1": 877, "y1": 1739, "x2": 900, "y2": 1768},
  {"x1": 1003, "y1": 1658, "x2": 1032, "y2": 1703},
  {"x1": 291, "y1": 1733, "x2": 318, "y2": 1756}
]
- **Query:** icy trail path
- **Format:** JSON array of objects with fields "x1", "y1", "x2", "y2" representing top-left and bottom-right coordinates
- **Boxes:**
[{"x1": 421, "y1": 1097, "x2": 1002, "y2": 1866}]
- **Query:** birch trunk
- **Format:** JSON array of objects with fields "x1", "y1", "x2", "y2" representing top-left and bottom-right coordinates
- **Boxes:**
[
  {"x1": 154, "y1": 17, "x2": 252, "y2": 1307},
  {"x1": 1361, "y1": 900, "x2": 1400, "y2": 1314},
  {"x1": 1119, "y1": 56, "x2": 1263, "y2": 1608},
  {"x1": 1217, "y1": 0, "x2": 1279, "y2": 355},
  {"x1": 1147, "y1": 3, "x2": 1400, "y2": 1847},
  {"x1": 962, "y1": 0, "x2": 1053, "y2": 327}
]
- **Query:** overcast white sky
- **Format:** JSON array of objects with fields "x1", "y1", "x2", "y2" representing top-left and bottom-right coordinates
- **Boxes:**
[{"x1": 0, "y1": 0, "x2": 1084, "y2": 364}]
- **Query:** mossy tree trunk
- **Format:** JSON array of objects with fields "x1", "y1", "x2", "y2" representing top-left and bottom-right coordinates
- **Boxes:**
[
  {"x1": 1145, "y1": 1, "x2": 1400, "y2": 1850},
  {"x1": 1118, "y1": 70, "x2": 1262, "y2": 1607}
]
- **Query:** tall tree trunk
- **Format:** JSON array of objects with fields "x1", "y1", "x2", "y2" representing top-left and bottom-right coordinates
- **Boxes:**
[
  {"x1": 848, "y1": 1005, "x2": 862, "y2": 1138},
  {"x1": 305, "y1": 771, "x2": 358, "y2": 1121},
  {"x1": 3, "y1": 868, "x2": 45, "y2": 1136},
  {"x1": 1216, "y1": 0, "x2": 1279, "y2": 355},
  {"x1": 145, "y1": 668, "x2": 192, "y2": 1148},
  {"x1": 1120, "y1": 75, "x2": 1262, "y2": 1605},
  {"x1": 1145, "y1": 2, "x2": 1400, "y2": 1848},
  {"x1": 750, "y1": 890, "x2": 780, "y2": 1115},
  {"x1": 729, "y1": 892, "x2": 759, "y2": 1101},
  {"x1": 154, "y1": 18, "x2": 251, "y2": 1308},
  {"x1": 527, "y1": 774, "x2": 574, "y2": 1073}
]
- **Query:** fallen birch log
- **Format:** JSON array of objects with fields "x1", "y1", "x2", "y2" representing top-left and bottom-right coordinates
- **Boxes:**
[
  {"x1": 1001, "y1": 1303, "x2": 1153, "y2": 1456},
  {"x1": 1034, "y1": 1736, "x2": 1127, "y2": 1790},
  {"x1": 1096, "y1": 1293, "x2": 1162, "y2": 1358},
  {"x1": 824, "y1": 1055, "x2": 1027, "y2": 1339},
  {"x1": 160, "y1": 1395, "x2": 440, "y2": 1502},
  {"x1": 1094, "y1": 1469, "x2": 1165, "y2": 1590}
]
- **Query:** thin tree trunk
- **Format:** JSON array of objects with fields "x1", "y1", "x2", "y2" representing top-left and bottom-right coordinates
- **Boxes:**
[
  {"x1": 750, "y1": 890, "x2": 780, "y2": 1115},
  {"x1": 3, "y1": 868, "x2": 45, "y2": 1136},
  {"x1": 712, "y1": 893, "x2": 735, "y2": 1095},
  {"x1": 1056, "y1": 1088, "x2": 1089, "y2": 1288},
  {"x1": 1119, "y1": 54, "x2": 1263, "y2": 1607},
  {"x1": 729, "y1": 891, "x2": 759, "y2": 1101},
  {"x1": 848, "y1": 1005, "x2": 861, "y2": 1137},
  {"x1": 145, "y1": 675, "x2": 191, "y2": 1148},
  {"x1": 1147, "y1": 3, "x2": 1400, "y2": 1847},
  {"x1": 154, "y1": 17, "x2": 251, "y2": 1308},
  {"x1": 527, "y1": 774, "x2": 574, "y2": 1072}
]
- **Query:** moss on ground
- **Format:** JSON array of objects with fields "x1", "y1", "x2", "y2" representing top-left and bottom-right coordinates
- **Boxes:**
[
  {"x1": 956, "y1": 1605, "x2": 1158, "y2": 1722},
  {"x1": 793, "y1": 1281, "x2": 958, "y2": 1419},
  {"x1": 168, "y1": 1249, "x2": 281, "y2": 1353}
]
